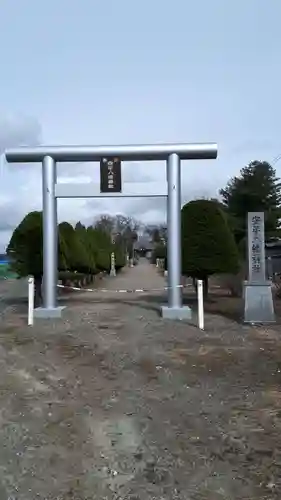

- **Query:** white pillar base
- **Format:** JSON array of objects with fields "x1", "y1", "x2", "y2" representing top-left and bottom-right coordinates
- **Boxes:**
[
  {"x1": 161, "y1": 305, "x2": 192, "y2": 320},
  {"x1": 34, "y1": 306, "x2": 65, "y2": 319}
]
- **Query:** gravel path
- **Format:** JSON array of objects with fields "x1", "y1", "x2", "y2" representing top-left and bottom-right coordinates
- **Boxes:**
[{"x1": 0, "y1": 260, "x2": 281, "y2": 499}]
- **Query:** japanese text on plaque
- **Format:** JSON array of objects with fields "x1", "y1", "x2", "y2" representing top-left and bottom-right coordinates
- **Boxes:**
[{"x1": 106, "y1": 159, "x2": 114, "y2": 189}]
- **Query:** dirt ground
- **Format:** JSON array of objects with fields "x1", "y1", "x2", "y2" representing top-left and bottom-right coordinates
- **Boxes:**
[{"x1": 1, "y1": 261, "x2": 281, "y2": 499}]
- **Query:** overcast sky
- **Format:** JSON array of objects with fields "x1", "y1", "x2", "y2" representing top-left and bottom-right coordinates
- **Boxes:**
[{"x1": 0, "y1": 0, "x2": 281, "y2": 251}]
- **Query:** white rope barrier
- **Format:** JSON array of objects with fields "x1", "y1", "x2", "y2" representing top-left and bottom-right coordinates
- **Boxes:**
[
  {"x1": 26, "y1": 275, "x2": 212, "y2": 327},
  {"x1": 56, "y1": 283, "x2": 191, "y2": 293}
]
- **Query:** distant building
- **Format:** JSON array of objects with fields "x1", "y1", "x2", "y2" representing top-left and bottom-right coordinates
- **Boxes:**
[
  {"x1": 265, "y1": 239, "x2": 281, "y2": 277},
  {"x1": 134, "y1": 236, "x2": 154, "y2": 258}
]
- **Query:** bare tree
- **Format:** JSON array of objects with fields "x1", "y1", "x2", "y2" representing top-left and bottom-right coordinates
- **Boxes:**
[
  {"x1": 144, "y1": 224, "x2": 167, "y2": 244},
  {"x1": 94, "y1": 214, "x2": 115, "y2": 234},
  {"x1": 94, "y1": 213, "x2": 140, "y2": 236},
  {"x1": 93, "y1": 213, "x2": 140, "y2": 257},
  {"x1": 113, "y1": 214, "x2": 140, "y2": 257},
  {"x1": 114, "y1": 214, "x2": 140, "y2": 234}
]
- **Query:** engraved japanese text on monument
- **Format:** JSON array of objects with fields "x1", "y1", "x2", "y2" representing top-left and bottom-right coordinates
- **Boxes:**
[{"x1": 248, "y1": 212, "x2": 266, "y2": 283}]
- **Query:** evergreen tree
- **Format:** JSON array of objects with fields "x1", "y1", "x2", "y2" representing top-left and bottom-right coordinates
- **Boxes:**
[
  {"x1": 181, "y1": 199, "x2": 239, "y2": 295},
  {"x1": 219, "y1": 161, "x2": 281, "y2": 243}
]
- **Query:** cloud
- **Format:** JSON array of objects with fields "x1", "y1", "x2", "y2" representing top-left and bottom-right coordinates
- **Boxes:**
[
  {"x1": 231, "y1": 140, "x2": 275, "y2": 156},
  {"x1": 0, "y1": 202, "x2": 20, "y2": 232},
  {"x1": 0, "y1": 116, "x2": 160, "y2": 251},
  {"x1": 0, "y1": 114, "x2": 41, "y2": 154}
]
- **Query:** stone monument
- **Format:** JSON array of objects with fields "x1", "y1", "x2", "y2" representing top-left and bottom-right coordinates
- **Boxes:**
[{"x1": 244, "y1": 212, "x2": 275, "y2": 323}]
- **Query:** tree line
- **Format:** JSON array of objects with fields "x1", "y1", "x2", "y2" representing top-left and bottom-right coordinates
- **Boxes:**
[
  {"x1": 152, "y1": 160, "x2": 281, "y2": 294},
  {"x1": 7, "y1": 212, "x2": 139, "y2": 304},
  {"x1": 6, "y1": 158, "x2": 281, "y2": 300}
]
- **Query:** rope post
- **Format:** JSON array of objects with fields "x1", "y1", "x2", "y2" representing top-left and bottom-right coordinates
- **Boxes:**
[
  {"x1": 197, "y1": 279, "x2": 204, "y2": 330},
  {"x1": 28, "y1": 276, "x2": 35, "y2": 326}
]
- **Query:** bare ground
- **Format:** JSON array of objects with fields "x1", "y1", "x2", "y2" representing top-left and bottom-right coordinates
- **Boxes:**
[{"x1": 1, "y1": 261, "x2": 281, "y2": 499}]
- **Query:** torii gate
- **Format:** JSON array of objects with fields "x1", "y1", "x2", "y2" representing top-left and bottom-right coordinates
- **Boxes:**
[{"x1": 5, "y1": 142, "x2": 217, "y2": 320}]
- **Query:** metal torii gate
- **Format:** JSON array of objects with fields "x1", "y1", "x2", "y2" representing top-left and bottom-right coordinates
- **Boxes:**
[{"x1": 5, "y1": 142, "x2": 217, "y2": 320}]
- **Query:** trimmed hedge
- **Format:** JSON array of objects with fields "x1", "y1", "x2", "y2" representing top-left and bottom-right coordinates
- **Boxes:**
[
  {"x1": 7, "y1": 211, "x2": 127, "y2": 282},
  {"x1": 181, "y1": 199, "x2": 239, "y2": 294}
]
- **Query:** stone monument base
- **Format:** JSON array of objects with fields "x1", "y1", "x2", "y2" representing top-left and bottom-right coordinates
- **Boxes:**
[{"x1": 243, "y1": 281, "x2": 275, "y2": 323}]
